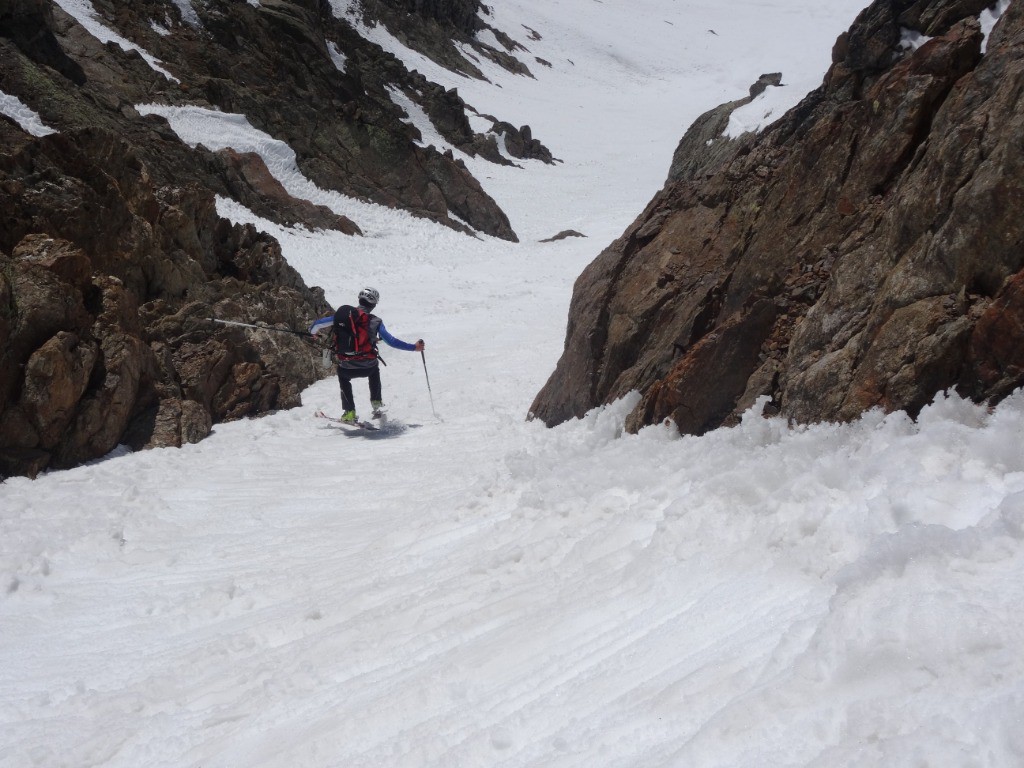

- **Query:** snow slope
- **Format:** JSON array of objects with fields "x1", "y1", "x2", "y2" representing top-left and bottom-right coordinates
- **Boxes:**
[{"x1": 3, "y1": 1, "x2": 1023, "y2": 767}]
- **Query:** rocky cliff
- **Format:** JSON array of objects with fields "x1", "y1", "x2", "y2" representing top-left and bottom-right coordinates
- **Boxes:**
[
  {"x1": 0, "y1": 0, "x2": 549, "y2": 476},
  {"x1": 0, "y1": 124, "x2": 332, "y2": 477},
  {"x1": 531, "y1": 0, "x2": 1024, "y2": 435}
]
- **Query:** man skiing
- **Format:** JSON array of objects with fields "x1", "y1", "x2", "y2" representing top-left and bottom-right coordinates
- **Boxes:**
[{"x1": 314, "y1": 287, "x2": 424, "y2": 424}]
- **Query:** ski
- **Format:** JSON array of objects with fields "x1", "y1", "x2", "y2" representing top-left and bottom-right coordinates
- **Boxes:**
[{"x1": 314, "y1": 410, "x2": 379, "y2": 430}]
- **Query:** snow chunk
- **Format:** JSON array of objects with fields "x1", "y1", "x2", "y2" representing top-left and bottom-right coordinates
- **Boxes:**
[
  {"x1": 0, "y1": 91, "x2": 58, "y2": 137},
  {"x1": 53, "y1": 0, "x2": 179, "y2": 82},
  {"x1": 475, "y1": 28, "x2": 504, "y2": 51},
  {"x1": 327, "y1": 41, "x2": 347, "y2": 73},
  {"x1": 899, "y1": 27, "x2": 932, "y2": 50},
  {"x1": 386, "y1": 86, "x2": 460, "y2": 155},
  {"x1": 466, "y1": 111, "x2": 492, "y2": 135},
  {"x1": 724, "y1": 84, "x2": 791, "y2": 138}
]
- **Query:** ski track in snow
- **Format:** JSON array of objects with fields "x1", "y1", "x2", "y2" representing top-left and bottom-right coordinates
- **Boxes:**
[
  {"x1": 5, "y1": 393, "x2": 1024, "y2": 766},
  {"x1": 4, "y1": 1, "x2": 1024, "y2": 767}
]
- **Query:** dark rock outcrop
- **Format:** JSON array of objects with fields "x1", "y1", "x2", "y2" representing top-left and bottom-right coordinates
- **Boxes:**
[
  {"x1": 0, "y1": 129, "x2": 330, "y2": 478},
  {"x1": 362, "y1": 0, "x2": 483, "y2": 77},
  {"x1": 389, "y1": 0, "x2": 482, "y2": 37},
  {"x1": 540, "y1": 230, "x2": 586, "y2": 243},
  {"x1": 490, "y1": 121, "x2": 556, "y2": 164},
  {"x1": 532, "y1": 0, "x2": 1024, "y2": 434},
  {"x1": 363, "y1": 0, "x2": 536, "y2": 80},
  {"x1": 354, "y1": 1, "x2": 553, "y2": 170}
]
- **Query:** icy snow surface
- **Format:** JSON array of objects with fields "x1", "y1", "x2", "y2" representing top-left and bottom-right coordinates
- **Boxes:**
[
  {"x1": 5, "y1": 1, "x2": 1024, "y2": 767},
  {"x1": 724, "y1": 85, "x2": 793, "y2": 139},
  {"x1": 0, "y1": 91, "x2": 57, "y2": 137},
  {"x1": 326, "y1": 40, "x2": 347, "y2": 73}
]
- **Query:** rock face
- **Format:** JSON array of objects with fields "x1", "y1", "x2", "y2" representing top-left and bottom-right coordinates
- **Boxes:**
[
  {"x1": 532, "y1": 0, "x2": 1024, "y2": 434},
  {"x1": 0, "y1": 127, "x2": 331, "y2": 477},
  {"x1": 384, "y1": 0, "x2": 482, "y2": 36}
]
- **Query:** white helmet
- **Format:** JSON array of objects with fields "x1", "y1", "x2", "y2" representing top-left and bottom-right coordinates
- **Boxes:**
[{"x1": 358, "y1": 287, "x2": 379, "y2": 308}]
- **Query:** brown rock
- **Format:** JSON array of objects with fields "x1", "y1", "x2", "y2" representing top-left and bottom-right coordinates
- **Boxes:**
[
  {"x1": 54, "y1": 330, "x2": 149, "y2": 468},
  {"x1": 0, "y1": 130, "x2": 332, "y2": 477},
  {"x1": 20, "y1": 331, "x2": 97, "y2": 446},
  {"x1": 11, "y1": 234, "x2": 91, "y2": 288},
  {"x1": 127, "y1": 397, "x2": 212, "y2": 451},
  {"x1": 625, "y1": 300, "x2": 777, "y2": 434},
  {"x1": 0, "y1": 447, "x2": 50, "y2": 479},
  {"x1": 964, "y1": 269, "x2": 1024, "y2": 401},
  {"x1": 836, "y1": 296, "x2": 974, "y2": 419},
  {"x1": 540, "y1": 230, "x2": 586, "y2": 243},
  {"x1": 213, "y1": 361, "x2": 263, "y2": 419},
  {"x1": 174, "y1": 340, "x2": 235, "y2": 413}
]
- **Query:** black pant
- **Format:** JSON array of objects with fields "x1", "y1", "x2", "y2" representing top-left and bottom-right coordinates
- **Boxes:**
[{"x1": 337, "y1": 365, "x2": 381, "y2": 413}]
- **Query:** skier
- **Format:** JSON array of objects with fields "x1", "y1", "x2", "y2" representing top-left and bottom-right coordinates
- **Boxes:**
[{"x1": 321, "y1": 287, "x2": 424, "y2": 424}]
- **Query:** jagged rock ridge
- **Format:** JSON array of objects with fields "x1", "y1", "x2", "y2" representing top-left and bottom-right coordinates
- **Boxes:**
[{"x1": 531, "y1": 0, "x2": 1024, "y2": 435}]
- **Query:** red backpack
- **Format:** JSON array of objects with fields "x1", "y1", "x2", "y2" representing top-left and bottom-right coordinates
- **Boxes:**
[{"x1": 332, "y1": 305, "x2": 377, "y2": 361}]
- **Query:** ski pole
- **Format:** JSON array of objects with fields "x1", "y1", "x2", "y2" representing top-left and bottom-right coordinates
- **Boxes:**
[
  {"x1": 421, "y1": 348, "x2": 438, "y2": 419},
  {"x1": 210, "y1": 316, "x2": 312, "y2": 337}
]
